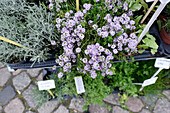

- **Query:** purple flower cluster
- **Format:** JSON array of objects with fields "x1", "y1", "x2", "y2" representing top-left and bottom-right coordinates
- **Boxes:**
[
  {"x1": 54, "y1": 5, "x2": 92, "y2": 75},
  {"x1": 105, "y1": 0, "x2": 128, "y2": 11},
  {"x1": 79, "y1": 43, "x2": 114, "y2": 79},
  {"x1": 48, "y1": 0, "x2": 67, "y2": 11},
  {"x1": 96, "y1": 12, "x2": 136, "y2": 38},
  {"x1": 108, "y1": 32, "x2": 138, "y2": 55},
  {"x1": 49, "y1": 0, "x2": 140, "y2": 78},
  {"x1": 90, "y1": 1, "x2": 138, "y2": 55}
]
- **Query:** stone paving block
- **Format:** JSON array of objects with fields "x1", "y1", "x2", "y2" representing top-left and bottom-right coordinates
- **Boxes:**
[
  {"x1": 23, "y1": 85, "x2": 38, "y2": 108},
  {"x1": 36, "y1": 72, "x2": 43, "y2": 81},
  {"x1": 27, "y1": 69, "x2": 41, "y2": 77},
  {"x1": 0, "y1": 85, "x2": 16, "y2": 105},
  {"x1": 89, "y1": 104, "x2": 109, "y2": 113},
  {"x1": 153, "y1": 97, "x2": 170, "y2": 113},
  {"x1": 104, "y1": 94, "x2": 120, "y2": 105},
  {"x1": 0, "y1": 106, "x2": 2, "y2": 113},
  {"x1": 35, "y1": 72, "x2": 43, "y2": 85},
  {"x1": 163, "y1": 90, "x2": 170, "y2": 100},
  {"x1": 69, "y1": 98, "x2": 86, "y2": 112},
  {"x1": 139, "y1": 109, "x2": 151, "y2": 113},
  {"x1": 12, "y1": 72, "x2": 31, "y2": 90},
  {"x1": 4, "y1": 98, "x2": 25, "y2": 113},
  {"x1": 38, "y1": 100, "x2": 58, "y2": 113},
  {"x1": 0, "y1": 68, "x2": 11, "y2": 87},
  {"x1": 25, "y1": 111, "x2": 36, "y2": 113},
  {"x1": 125, "y1": 97, "x2": 144, "y2": 112},
  {"x1": 0, "y1": 62, "x2": 5, "y2": 68},
  {"x1": 12, "y1": 69, "x2": 22, "y2": 76},
  {"x1": 54, "y1": 104, "x2": 69, "y2": 113},
  {"x1": 141, "y1": 95, "x2": 158, "y2": 108},
  {"x1": 112, "y1": 106, "x2": 129, "y2": 113}
]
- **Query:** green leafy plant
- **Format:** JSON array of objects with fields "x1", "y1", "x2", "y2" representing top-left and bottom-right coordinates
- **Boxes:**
[
  {"x1": 34, "y1": 67, "x2": 112, "y2": 111},
  {"x1": 157, "y1": 18, "x2": 170, "y2": 33},
  {"x1": 33, "y1": 59, "x2": 169, "y2": 111},
  {"x1": 31, "y1": 0, "x2": 164, "y2": 111},
  {"x1": 138, "y1": 33, "x2": 159, "y2": 54},
  {"x1": 126, "y1": 0, "x2": 148, "y2": 11}
]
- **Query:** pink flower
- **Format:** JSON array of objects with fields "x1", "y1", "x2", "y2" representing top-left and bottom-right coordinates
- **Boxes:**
[
  {"x1": 52, "y1": 65, "x2": 56, "y2": 70},
  {"x1": 76, "y1": 48, "x2": 81, "y2": 53},
  {"x1": 49, "y1": 3, "x2": 53, "y2": 10},
  {"x1": 51, "y1": 40, "x2": 56, "y2": 45},
  {"x1": 113, "y1": 49, "x2": 118, "y2": 54},
  {"x1": 58, "y1": 72, "x2": 64, "y2": 78}
]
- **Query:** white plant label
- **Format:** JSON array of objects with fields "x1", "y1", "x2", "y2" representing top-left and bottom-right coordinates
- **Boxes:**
[
  {"x1": 154, "y1": 58, "x2": 170, "y2": 69},
  {"x1": 74, "y1": 76, "x2": 85, "y2": 94},
  {"x1": 6, "y1": 63, "x2": 15, "y2": 72},
  {"x1": 38, "y1": 80, "x2": 55, "y2": 90},
  {"x1": 142, "y1": 77, "x2": 158, "y2": 87},
  {"x1": 145, "y1": 0, "x2": 154, "y2": 2}
]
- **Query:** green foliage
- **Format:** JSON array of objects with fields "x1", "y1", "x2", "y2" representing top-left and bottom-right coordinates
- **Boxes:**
[
  {"x1": 130, "y1": 3, "x2": 142, "y2": 11},
  {"x1": 138, "y1": 33, "x2": 158, "y2": 54},
  {"x1": 140, "y1": 69, "x2": 170, "y2": 96},
  {"x1": 126, "y1": 0, "x2": 148, "y2": 11},
  {"x1": 161, "y1": 3, "x2": 170, "y2": 17},
  {"x1": 135, "y1": 15, "x2": 143, "y2": 26},
  {"x1": 0, "y1": 0, "x2": 59, "y2": 63},
  {"x1": 110, "y1": 62, "x2": 138, "y2": 97},
  {"x1": 32, "y1": 59, "x2": 169, "y2": 110},
  {"x1": 157, "y1": 18, "x2": 170, "y2": 33},
  {"x1": 32, "y1": 86, "x2": 50, "y2": 107},
  {"x1": 33, "y1": 66, "x2": 112, "y2": 111},
  {"x1": 136, "y1": 25, "x2": 159, "y2": 55}
]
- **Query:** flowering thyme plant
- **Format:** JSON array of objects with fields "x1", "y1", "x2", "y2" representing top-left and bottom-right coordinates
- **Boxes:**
[{"x1": 48, "y1": 0, "x2": 157, "y2": 79}]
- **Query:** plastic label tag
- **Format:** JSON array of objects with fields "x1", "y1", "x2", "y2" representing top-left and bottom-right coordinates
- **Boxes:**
[
  {"x1": 154, "y1": 58, "x2": 170, "y2": 69},
  {"x1": 6, "y1": 63, "x2": 15, "y2": 72},
  {"x1": 74, "y1": 76, "x2": 85, "y2": 94},
  {"x1": 142, "y1": 77, "x2": 158, "y2": 87},
  {"x1": 145, "y1": 0, "x2": 154, "y2": 2},
  {"x1": 38, "y1": 80, "x2": 55, "y2": 90}
]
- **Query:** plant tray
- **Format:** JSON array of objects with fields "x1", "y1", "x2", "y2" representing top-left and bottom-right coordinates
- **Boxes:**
[{"x1": 6, "y1": 23, "x2": 170, "y2": 70}]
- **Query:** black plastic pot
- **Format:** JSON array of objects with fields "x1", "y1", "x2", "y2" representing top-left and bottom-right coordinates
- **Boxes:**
[{"x1": 6, "y1": 52, "x2": 59, "y2": 70}]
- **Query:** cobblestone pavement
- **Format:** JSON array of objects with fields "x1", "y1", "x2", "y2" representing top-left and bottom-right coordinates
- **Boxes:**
[{"x1": 0, "y1": 63, "x2": 170, "y2": 113}]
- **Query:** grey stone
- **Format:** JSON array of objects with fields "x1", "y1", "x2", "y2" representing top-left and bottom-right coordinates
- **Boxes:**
[
  {"x1": 153, "y1": 97, "x2": 170, "y2": 113},
  {"x1": 12, "y1": 69, "x2": 22, "y2": 76},
  {"x1": 69, "y1": 98, "x2": 86, "y2": 112},
  {"x1": 141, "y1": 95, "x2": 158, "y2": 108},
  {"x1": 104, "y1": 94, "x2": 120, "y2": 105},
  {"x1": 125, "y1": 97, "x2": 144, "y2": 112},
  {"x1": 4, "y1": 98, "x2": 25, "y2": 113},
  {"x1": 12, "y1": 72, "x2": 31, "y2": 90},
  {"x1": 89, "y1": 104, "x2": 109, "y2": 113},
  {"x1": 23, "y1": 85, "x2": 38, "y2": 108},
  {"x1": 35, "y1": 72, "x2": 43, "y2": 85},
  {"x1": 25, "y1": 111, "x2": 36, "y2": 113},
  {"x1": 163, "y1": 90, "x2": 170, "y2": 100},
  {"x1": 54, "y1": 105, "x2": 69, "y2": 113},
  {"x1": 0, "y1": 68, "x2": 11, "y2": 87},
  {"x1": 0, "y1": 62, "x2": 5, "y2": 68},
  {"x1": 0, "y1": 85, "x2": 16, "y2": 105},
  {"x1": 0, "y1": 106, "x2": 2, "y2": 112},
  {"x1": 38, "y1": 100, "x2": 58, "y2": 113},
  {"x1": 36, "y1": 72, "x2": 43, "y2": 81},
  {"x1": 27, "y1": 68, "x2": 41, "y2": 77},
  {"x1": 112, "y1": 106, "x2": 129, "y2": 113},
  {"x1": 139, "y1": 109, "x2": 151, "y2": 113}
]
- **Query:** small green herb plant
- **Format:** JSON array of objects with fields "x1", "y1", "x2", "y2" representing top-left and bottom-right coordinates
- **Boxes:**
[{"x1": 33, "y1": 59, "x2": 169, "y2": 111}]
